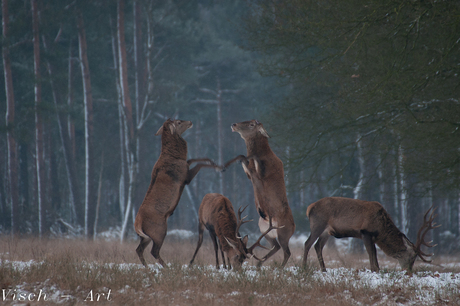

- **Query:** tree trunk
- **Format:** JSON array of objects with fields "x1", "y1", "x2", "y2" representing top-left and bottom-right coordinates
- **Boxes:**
[
  {"x1": 67, "y1": 40, "x2": 77, "y2": 165},
  {"x1": 216, "y1": 78, "x2": 224, "y2": 195},
  {"x1": 397, "y1": 144, "x2": 408, "y2": 234},
  {"x1": 109, "y1": 15, "x2": 127, "y2": 223},
  {"x1": 118, "y1": 0, "x2": 137, "y2": 241},
  {"x1": 93, "y1": 154, "x2": 104, "y2": 240},
  {"x1": 378, "y1": 146, "x2": 397, "y2": 219},
  {"x1": 349, "y1": 135, "x2": 366, "y2": 254},
  {"x1": 77, "y1": 10, "x2": 96, "y2": 238},
  {"x1": 48, "y1": 127, "x2": 60, "y2": 215},
  {"x1": 3, "y1": 0, "x2": 19, "y2": 234},
  {"x1": 132, "y1": 0, "x2": 146, "y2": 213},
  {"x1": 32, "y1": 0, "x2": 48, "y2": 236},
  {"x1": 19, "y1": 143, "x2": 29, "y2": 218},
  {"x1": 42, "y1": 35, "x2": 82, "y2": 227}
]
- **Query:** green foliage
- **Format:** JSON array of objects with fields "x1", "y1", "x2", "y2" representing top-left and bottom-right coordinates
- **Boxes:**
[{"x1": 243, "y1": 0, "x2": 460, "y2": 191}]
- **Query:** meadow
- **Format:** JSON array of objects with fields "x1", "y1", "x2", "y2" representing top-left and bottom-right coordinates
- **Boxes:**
[{"x1": 1, "y1": 234, "x2": 459, "y2": 305}]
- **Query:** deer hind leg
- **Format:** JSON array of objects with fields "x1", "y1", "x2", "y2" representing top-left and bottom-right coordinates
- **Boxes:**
[
  {"x1": 136, "y1": 236, "x2": 151, "y2": 267},
  {"x1": 362, "y1": 232, "x2": 379, "y2": 272},
  {"x1": 190, "y1": 223, "x2": 205, "y2": 265},
  {"x1": 303, "y1": 226, "x2": 326, "y2": 267},
  {"x1": 314, "y1": 232, "x2": 330, "y2": 272},
  {"x1": 141, "y1": 222, "x2": 167, "y2": 267},
  {"x1": 277, "y1": 227, "x2": 293, "y2": 268},
  {"x1": 208, "y1": 230, "x2": 221, "y2": 269}
]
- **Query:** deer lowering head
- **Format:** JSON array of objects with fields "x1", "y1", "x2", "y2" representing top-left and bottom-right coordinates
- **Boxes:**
[
  {"x1": 303, "y1": 197, "x2": 440, "y2": 272},
  {"x1": 397, "y1": 206, "x2": 440, "y2": 270},
  {"x1": 190, "y1": 193, "x2": 281, "y2": 270},
  {"x1": 134, "y1": 119, "x2": 220, "y2": 267},
  {"x1": 223, "y1": 120, "x2": 296, "y2": 268}
]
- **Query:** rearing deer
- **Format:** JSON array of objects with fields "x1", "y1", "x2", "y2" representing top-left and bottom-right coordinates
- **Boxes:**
[
  {"x1": 189, "y1": 193, "x2": 280, "y2": 270},
  {"x1": 303, "y1": 197, "x2": 440, "y2": 272},
  {"x1": 134, "y1": 119, "x2": 220, "y2": 267},
  {"x1": 224, "y1": 120, "x2": 295, "y2": 267}
]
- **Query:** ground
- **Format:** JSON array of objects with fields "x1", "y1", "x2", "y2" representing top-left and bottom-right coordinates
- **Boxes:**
[{"x1": 0, "y1": 232, "x2": 459, "y2": 305}]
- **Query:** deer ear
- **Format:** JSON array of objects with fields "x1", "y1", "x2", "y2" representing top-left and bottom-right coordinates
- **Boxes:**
[
  {"x1": 258, "y1": 125, "x2": 270, "y2": 138},
  {"x1": 242, "y1": 235, "x2": 249, "y2": 246},
  {"x1": 155, "y1": 126, "x2": 163, "y2": 136}
]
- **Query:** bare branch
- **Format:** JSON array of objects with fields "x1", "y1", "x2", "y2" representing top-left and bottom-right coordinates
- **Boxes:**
[
  {"x1": 192, "y1": 99, "x2": 218, "y2": 104},
  {"x1": 199, "y1": 88, "x2": 217, "y2": 95}
]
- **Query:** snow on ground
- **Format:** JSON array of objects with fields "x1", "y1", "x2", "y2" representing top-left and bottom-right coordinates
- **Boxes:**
[{"x1": 2, "y1": 258, "x2": 460, "y2": 305}]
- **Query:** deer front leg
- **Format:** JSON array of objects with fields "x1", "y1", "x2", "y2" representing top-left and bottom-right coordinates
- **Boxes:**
[
  {"x1": 186, "y1": 163, "x2": 221, "y2": 184},
  {"x1": 223, "y1": 155, "x2": 249, "y2": 170},
  {"x1": 362, "y1": 233, "x2": 379, "y2": 272},
  {"x1": 187, "y1": 158, "x2": 217, "y2": 166}
]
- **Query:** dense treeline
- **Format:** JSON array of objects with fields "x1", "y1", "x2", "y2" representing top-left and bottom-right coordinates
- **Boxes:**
[
  {"x1": 1, "y1": 0, "x2": 459, "y2": 254},
  {"x1": 243, "y1": 0, "x2": 460, "y2": 253}
]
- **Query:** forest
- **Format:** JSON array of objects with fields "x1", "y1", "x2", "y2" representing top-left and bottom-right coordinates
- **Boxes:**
[{"x1": 1, "y1": 0, "x2": 459, "y2": 256}]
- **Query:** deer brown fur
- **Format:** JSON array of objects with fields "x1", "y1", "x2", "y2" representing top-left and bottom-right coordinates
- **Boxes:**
[
  {"x1": 303, "y1": 197, "x2": 439, "y2": 272},
  {"x1": 224, "y1": 120, "x2": 295, "y2": 267},
  {"x1": 190, "y1": 193, "x2": 280, "y2": 269},
  {"x1": 134, "y1": 119, "x2": 220, "y2": 267}
]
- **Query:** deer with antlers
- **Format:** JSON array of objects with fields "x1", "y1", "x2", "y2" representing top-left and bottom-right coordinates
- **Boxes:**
[
  {"x1": 190, "y1": 193, "x2": 281, "y2": 269},
  {"x1": 303, "y1": 197, "x2": 440, "y2": 272}
]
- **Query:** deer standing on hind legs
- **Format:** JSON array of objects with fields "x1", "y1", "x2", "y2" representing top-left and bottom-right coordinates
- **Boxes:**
[
  {"x1": 223, "y1": 120, "x2": 295, "y2": 267},
  {"x1": 189, "y1": 193, "x2": 281, "y2": 269},
  {"x1": 303, "y1": 197, "x2": 440, "y2": 272},
  {"x1": 134, "y1": 119, "x2": 221, "y2": 267}
]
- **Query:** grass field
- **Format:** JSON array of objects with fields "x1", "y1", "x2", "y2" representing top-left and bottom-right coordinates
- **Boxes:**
[{"x1": 1, "y1": 235, "x2": 459, "y2": 305}]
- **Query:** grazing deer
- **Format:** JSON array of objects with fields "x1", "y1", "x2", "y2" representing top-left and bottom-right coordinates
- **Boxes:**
[
  {"x1": 224, "y1": 120, "x2": 295, "y2": 267},
  {"x1": 134, "y1": 119, "x2": 220, "y2": 267},
  {"x1": 303, "y1": 197, "x2": 440, "y2": 272},
  {"x1": 190, "y1": 193, "x2": 280, "y2": 269}
]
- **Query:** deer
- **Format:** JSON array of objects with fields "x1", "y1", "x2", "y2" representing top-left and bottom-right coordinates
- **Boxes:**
[
  {"x1": 189, "y1": 193, "x2": 281, "y2": 269},
  {"x1": 223, "y1": 120, "x2": 295, "y2": 267},
  {"x1": 303, "y1": 197, "x2": 440, "y2": 272},
  {"x1": 134, "y1": 119, "x2": 221, "y2": 267}
]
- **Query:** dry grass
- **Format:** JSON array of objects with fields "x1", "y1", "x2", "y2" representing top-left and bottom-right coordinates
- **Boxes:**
[{"x1": 1, "y1": 235, "x2": 459, "y2": 305}]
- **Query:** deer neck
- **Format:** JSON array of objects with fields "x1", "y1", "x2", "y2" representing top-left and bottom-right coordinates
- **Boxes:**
[
  {"x1": 245, "y1": 136, "x2": 271, "y2": 157},
  {"x1": 376, "y1": 229, "x2": 414, "y2": 259},
  {"x1": 161, "y1": 134, "x2": 187, "y2": 160}
]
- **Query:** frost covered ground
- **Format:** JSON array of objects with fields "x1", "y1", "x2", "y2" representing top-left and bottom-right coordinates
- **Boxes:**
[
  {"x1": 1, "y1": 234, "x2": 459, "y2": 305},
  {"x1": 2, "y1": 259, "x2": 460, "y2": 305}
]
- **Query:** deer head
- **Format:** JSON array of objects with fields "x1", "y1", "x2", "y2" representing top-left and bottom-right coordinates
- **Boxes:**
[
  {"x1": 231, "y1": 119, "x2": 270, "y2": 139},
  {"x1": 226, "y1": 206, "x2": 283, "y2": 268},
  {"x1": 155, "y1": 119, "x2": 193, "y2": 136},
  {"x1": 400, "y1": 207, "x2": 440, "y2": 271}
]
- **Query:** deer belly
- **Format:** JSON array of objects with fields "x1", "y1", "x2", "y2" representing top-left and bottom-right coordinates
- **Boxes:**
[
  {"x1": 259, "y1": 217, "x2": 277, "y2": 239},
  {"x1": 327, "y1": 225, "x2": 361, "y2": 238}
]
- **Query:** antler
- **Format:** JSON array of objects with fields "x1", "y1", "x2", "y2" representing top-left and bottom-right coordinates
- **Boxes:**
[
  {"x1": 235, "y1": 205, "x2": 252, "y2": 239},
  {"x1": 247, "y1": 216, "x2": 284, "y2": 261},
  {"x1": 414, "y1": 207, "x2": 441, "y2": 262}
]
